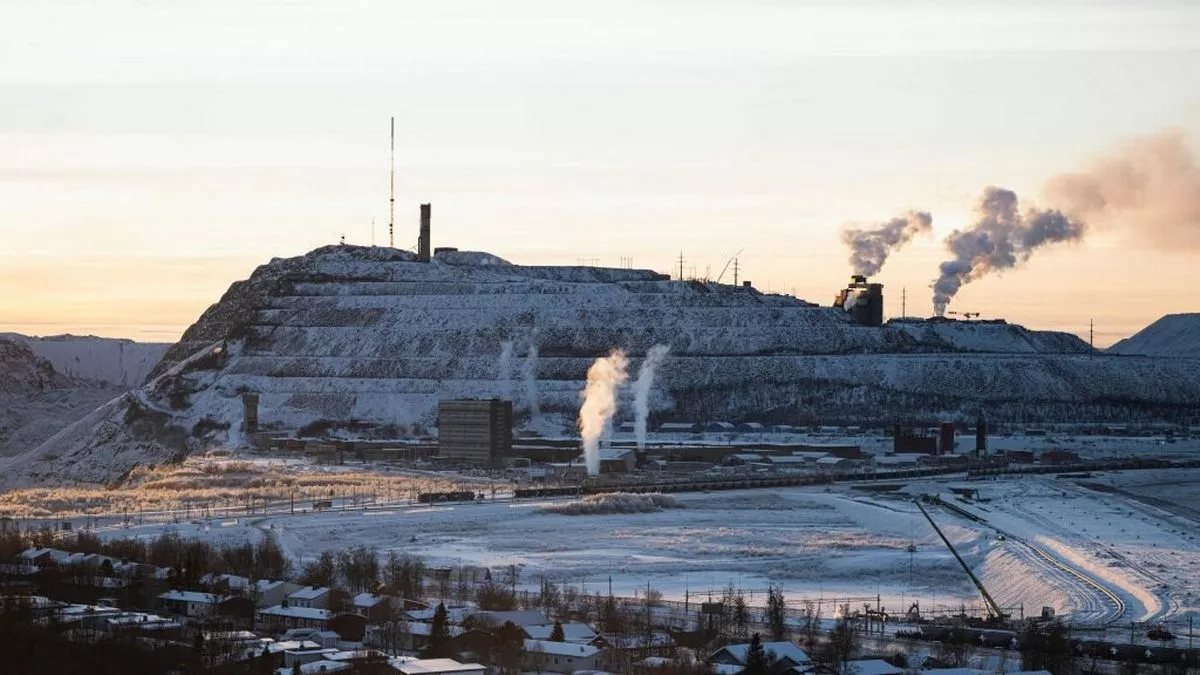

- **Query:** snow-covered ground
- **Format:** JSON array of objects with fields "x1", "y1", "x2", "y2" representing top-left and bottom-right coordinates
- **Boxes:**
[
  {"x1": 93, "y1": 469, "x2": 1200, "y2": 628},
  {"x1": 2, "y1": 333, "x2": 170, "y2": 387}
]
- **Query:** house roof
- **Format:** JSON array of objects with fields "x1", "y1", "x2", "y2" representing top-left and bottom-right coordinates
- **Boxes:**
[
  {"x1": 524, "y1": 622, "x2": 597, "y2": 642},
  {"x1": 352, "y1": 593, "x2": 386, "y2": 608},
  {"x1": 18, "y1": 548, "x2": 71, "y2": 562},
  {"x1": 289, "y1": 586, "x2": 331, "y2": 600},
  {"x1": 390, "y1": 657, "x2": 487, "y2": 674},
  {"x1": 847, "y1": 659, "x2": 903, "y2": 675},
  {"x1": 524, "y1": 639, "x2": 601, "y2": 658},
  {"x1": 158, "y1": 590, "x2": 220, "y2": 604},
  {"x1": 293, "y1": 661, "x2": 350, "y2": 675},
  {"x1": 713, "y1": 641, "x2": 810, "y2": 665},
  {"x1": 258, "y1": 605, "x2": 332, "y2": 620}
]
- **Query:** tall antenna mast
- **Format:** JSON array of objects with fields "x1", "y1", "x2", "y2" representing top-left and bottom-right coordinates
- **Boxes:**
[
  {"x1": 389, "y1": 116, "x2": 395, "y2": 248},
  {"x1": 902, "y1": 287, "x2": 907, "y2": 318},
  {"x1": 1089, "y1": 319, "x2": 1094, "y2": 348}
]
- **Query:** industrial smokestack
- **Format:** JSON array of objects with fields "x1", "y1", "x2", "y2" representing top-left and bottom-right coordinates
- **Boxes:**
[
  {"x1": 1044, "y1": 129, "x2": 1200, "y2": 251},
  {"x1": 932, "y1": 187, "x2": 1083, "y2": 315},
  {"x1": 632, "y1": 344, "x2": 670, "y2": 449},
  {"x1": 579, "y1": 350, "x2": 629, "y2": 477},
  {"x1": 840, "y1": 211, "x2": 933, "y2": 277},
  {"x1": 418, "y1": 203, "x2": 431, "y2": 262}
]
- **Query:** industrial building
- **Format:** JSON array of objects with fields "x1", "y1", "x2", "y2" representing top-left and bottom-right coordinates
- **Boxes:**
[
  {"x1": 834, "y1": 275, "x2": 884, "y2": 327},
  {"x1": 436, "y1": 399, "x2": 513, "y2": 466}
]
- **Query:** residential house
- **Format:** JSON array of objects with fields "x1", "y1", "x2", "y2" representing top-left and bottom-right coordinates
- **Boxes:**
[
  {"x1": 288, "y1": 586, "x2": 332, "y2": 609},
  {"x1": 17, "y1": 548, "x2": 72, "y2": 568},
  {"x1": 158, "y1": 590, "x2": 222, "y2": 619},
  {"x1": 351, "y1": 592, "x2": 394, "y2": 622},
  {"x1": 523, "y1": 639, "x2": 606, "y2": 674},
  {"x1": 257, "y1": 605, "x2": 333, "y2": 633},
  {"x1": 710, "y1": 641, "x2": 810, "y2": 674},
  {"x1": 523, "y1": 622, "x2": 597, "y2": 643}
]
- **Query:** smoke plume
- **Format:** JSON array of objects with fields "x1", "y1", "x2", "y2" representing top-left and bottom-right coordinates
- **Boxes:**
[
  {"x1": 932, "y1": 187, "x2": 1083, "y2": 315},
  {"x1": 579, "y1": 350, "x2": 629, "y2": 477},
  {"x1": 632, "y1": 344, "x2": 670, "y2": 449},
  {"x1": 497, "y1": 340, "x2": 514, "y2": 401},
  {"x1": 1044, "y1": 129, "x2": 1200, "y2": 250},
  {"x1": 840, "y1": 211, "x2": 933, "y2": 277},
  {"x1": 522, "y1": 343, "x2": 541, "y2": 422}
]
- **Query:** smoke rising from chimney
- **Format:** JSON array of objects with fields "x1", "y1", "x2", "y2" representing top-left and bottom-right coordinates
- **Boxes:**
[
  {"x1": 497, "y1": 341, "x2": 514, "y2": 401},
  {"x1": 579, "y1": 350, "x2": 629, "y2": 477},
  {"x1": 840, "y1": 211, "x2": 933, "y2": 277},
  {"x1": 522, "y1": 342, "x2": 541, "y2": 423},
  {"x1": 632, "y1": 345, "x2": 670, "y2": 450},
  {"x1": 1044, "y1": 129, "x2": 1200, "y2": 251},
  {"x1": 932, "y1": 187, "x2": 1083, "y2": 315}
]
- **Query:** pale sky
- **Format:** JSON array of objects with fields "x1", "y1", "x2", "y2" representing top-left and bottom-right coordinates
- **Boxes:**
[{"x1": 2, "y1": 0, "x2": 1198, "y2": 346}]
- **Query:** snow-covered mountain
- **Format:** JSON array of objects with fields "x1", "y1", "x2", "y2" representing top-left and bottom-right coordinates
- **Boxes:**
[
  {"x1": 4, "y1": 245, "x2": 1198, "y2": 487},
  {"x1": 1109, "y1": 314, "x2": 1200, "y2": 358},
  {"x1": 0, "y1": 336, "x2": 121, "y2": 458},
  {"x1": 2, "y1": 333, "x2": 171, "y2": 387}
]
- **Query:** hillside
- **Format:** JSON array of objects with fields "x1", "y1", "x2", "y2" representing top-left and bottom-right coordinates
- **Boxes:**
[
  {"x1": 2, "y1": 333, "x2": 171, "y2": 387},
  {"x1": 3, "y1": 245, "x2": 1198, "y2": 487},
  {"x1": 1108, "y1": 314, "x2": 1200, "y2": 358},
  {"x1": 0, "y1": 337, "x2": 122, "y2": 458}
]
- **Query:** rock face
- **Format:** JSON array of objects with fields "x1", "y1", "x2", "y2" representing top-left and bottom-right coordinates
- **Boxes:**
[
  {"x1": 0, "y1": 336, "x2": 121, "y2": 458},
  {"x1": 1109, "y1": 314, "x2": 1200, "y2": 358},
  {"x1": 4, "y1": 245, "x2": 1199, "y2": 487}
]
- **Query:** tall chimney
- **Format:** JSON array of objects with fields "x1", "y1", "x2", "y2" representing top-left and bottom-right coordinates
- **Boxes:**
[{"x1": 418, "y1": 203, "x2": 431, "y2": 262}]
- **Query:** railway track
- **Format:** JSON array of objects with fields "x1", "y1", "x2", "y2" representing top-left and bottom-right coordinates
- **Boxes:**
[{"x1": 931, "y1": 500, "x2": 1128, "y2": 625}]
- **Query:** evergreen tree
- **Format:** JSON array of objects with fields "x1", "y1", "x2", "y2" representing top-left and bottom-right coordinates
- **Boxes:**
[
  {"x1": 549, "y1": 621, "x2": 565, "y2": 642},
  {"x1": 743, "y1": 633, "x2": 772, "y2": 675},
  {"x1": 423, "y1": 602, "x2": 451, "y2": 658}
]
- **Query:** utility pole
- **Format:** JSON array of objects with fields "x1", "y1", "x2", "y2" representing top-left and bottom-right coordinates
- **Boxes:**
[
  {"x1": 902, "y1": 287, "x2": 907, "y2": 318},
  {"x1": 389, "y1": 116, "x2": 395, "y2": 248},
  {"x1": 1089, "y1": 319, "x2": 1094, "y2": 348},
  {"x1": 677, "y1": 252, "x2": 685, "y2": 281}
]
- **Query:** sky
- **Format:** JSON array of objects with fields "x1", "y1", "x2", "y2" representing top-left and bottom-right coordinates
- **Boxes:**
[{"x1": 2, "y1": 0, "x2": 1198, "y2": 346}]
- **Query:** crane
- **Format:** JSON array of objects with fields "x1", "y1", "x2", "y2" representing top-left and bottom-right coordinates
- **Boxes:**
[
  {"x1": 915, "y1": 499, "x2": 1008, "y2": 620},
  {"x1": 715, "y1": 249, "x2": 744, "y2": 285}
]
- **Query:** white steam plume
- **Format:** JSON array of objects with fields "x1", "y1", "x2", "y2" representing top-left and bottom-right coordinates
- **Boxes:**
[
  {"x1": 632, "y1": 345, "x2": 670, "y2": 449},
  {"x1": 840, "y1": 211, "x2": 933, "y2": 277},
  {"x1": 497, "y1": 340, "x2": 514, "y2": 401},
  {"x1": 1044, "y1": 129, "x2": 1200, "y2": 251},
  {"x1": 932, "y1": 187, "x2": 1083, "y2": 315},
  {"x1": 934, "y1": 129, "x2": 1200, "y2": 314},
  {"x1": 522, "y1": 342, "x2": 540, "y2": 422},
  {"x1": 579, "y1": 350, "x2": 629, "y2": 476}
]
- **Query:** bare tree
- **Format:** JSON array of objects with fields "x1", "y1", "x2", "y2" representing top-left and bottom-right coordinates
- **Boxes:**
[{"x1": 766, "y1": 585, "x2": 788, "y2": 641}]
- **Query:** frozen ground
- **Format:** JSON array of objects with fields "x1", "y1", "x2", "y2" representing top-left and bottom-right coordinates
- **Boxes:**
[{"x1": 95, "y1": 469, "x2": 1200, "y2": 627}]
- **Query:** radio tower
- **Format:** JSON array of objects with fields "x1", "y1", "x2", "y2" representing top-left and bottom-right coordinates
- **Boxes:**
[{"x1": 388, "y1": 116, "x2": 396, "y2": 248}]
